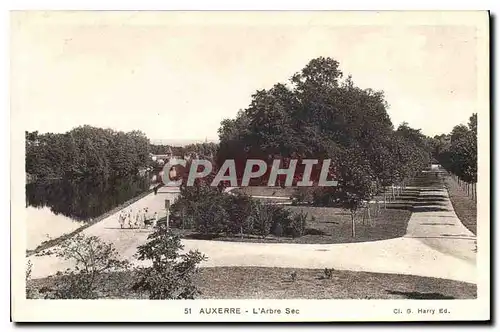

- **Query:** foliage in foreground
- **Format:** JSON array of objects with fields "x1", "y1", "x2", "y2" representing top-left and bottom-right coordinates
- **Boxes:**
[
  {"x1": 28, "y1": 230, "x2": 207, "y2": 300},
  {"x1": 132, "y1": 225, "x2": 207, "y2": 299},
  {"x1": 32, "y1": 234, "x2": 130, "y2": 299}
]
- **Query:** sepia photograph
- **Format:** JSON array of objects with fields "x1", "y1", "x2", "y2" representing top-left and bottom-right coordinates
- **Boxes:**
[{"x1": 10, "y1": 10, "x2": 490, "y2": 322}]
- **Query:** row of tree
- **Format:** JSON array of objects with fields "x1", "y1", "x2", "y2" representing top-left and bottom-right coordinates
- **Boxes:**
[
  {"x1": 26, "y1": 126, "x2": 151, "y2": 180},
  {"x1": 431, "y1": 114, "x2": 477, "y2": 197}
]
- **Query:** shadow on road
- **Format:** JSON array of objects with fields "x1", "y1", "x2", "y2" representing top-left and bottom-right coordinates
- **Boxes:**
[
  {"x1": 405, "y1": 236, "x2": 476, "y2": 240},
  {"x1": 419, "y1": 223, "x2": 455, "y2": 226},
  {"x1": 385, "y1": 290, "x2": 455, "y2": 299},
  {"x1": 412, "y1": 206, "x2": 451, "y2": 213}
]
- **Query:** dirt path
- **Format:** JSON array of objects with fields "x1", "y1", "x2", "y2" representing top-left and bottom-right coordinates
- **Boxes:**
[{"x1": 27, "y1": 171, "x2": 476, "y2": 284}]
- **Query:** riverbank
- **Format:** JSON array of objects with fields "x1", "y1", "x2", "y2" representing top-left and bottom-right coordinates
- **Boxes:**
[{"x1": 26, "y1": 187, "x2": 155, "y2": 257}]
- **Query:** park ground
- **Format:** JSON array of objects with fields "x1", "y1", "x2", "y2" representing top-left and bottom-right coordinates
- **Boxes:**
[
  {"x1": 26, "y1": 168, "x2": 478, "y2": 299},
  {"x1": 29, "y1": 266, "x2": 476, "y2": 300}
]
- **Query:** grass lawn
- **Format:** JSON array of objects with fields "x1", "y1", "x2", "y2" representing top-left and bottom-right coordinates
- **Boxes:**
[
  {"x1": 443, "y1": 175, "x2": 477, "y2": 235},
  {"x1": 28, "y1": 267, "x2": 476, "y2": 300}
]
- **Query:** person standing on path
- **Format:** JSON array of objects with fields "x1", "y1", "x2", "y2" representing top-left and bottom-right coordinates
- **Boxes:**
[
  {"x1": 135, "y1": 212, "x2": 141, "y2": 228},
  {"x1": 118, "y1": 212, "x2": 124, "y2": 229},
  {"x1": 127, "y1": 210, "x2": 133, "y2": 228},
  {"x1": 153, "y1": 212, "x2": 158, "y2": 228},
  {"x1": 142, "y1": 208, "x2": 149, "y2": 229}
]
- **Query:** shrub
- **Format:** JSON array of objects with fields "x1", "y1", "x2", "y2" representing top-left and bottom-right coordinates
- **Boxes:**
[
  {"x1": 170, "y1": 182, "x2": 309, "y2": 239},
  {"x1": 25, "y1": 260, "x2": 38, "y2": 299},
  {"x1": 266, "y1": 204, "x2": 292, "y2": 237},
  {"x1": 286, "y1": 210, "x2": 308, "y2": 238},
  {"x1": 195, "y1": 199, "x2": 230, "y2": 234},
  {"x1": 247, "y1": 201, "x2": 274, "y2": 238},
  {"x1": 271, "y1": 221, "x2": 284, "y2": 237},
  {"x1": 324, "y1": 268, "x2": 334, "y2": 279},
  {"x1": 133, "y1": 225, "x2": 206, "y2": 299},
  {"x1": 223, "y1": 193, "x2": 254, "y2": 235},
  {"x1": 171, "y1": 183, "x2": 230, "y2": 234},
  {"x1": 39, "y1": 234, "x2": 129, "y2": 299}
]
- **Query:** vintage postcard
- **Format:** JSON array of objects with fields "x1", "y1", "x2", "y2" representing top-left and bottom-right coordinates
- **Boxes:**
[{"x1": 10, "y1": 10, "x2": 490, "y2": 322}]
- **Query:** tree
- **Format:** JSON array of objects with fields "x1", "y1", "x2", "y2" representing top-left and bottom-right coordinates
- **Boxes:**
[
  {"x1": 133, "y1": 227, "x2": 206, "y2": 299},
  {"x1": 434, "y1": 114, "x2": 477, "y2": 185},
  {"x1": 332, "y1": 149, "x2": 375, "y2": 237},
  {"x1": 184, "y1": 142, "x2": 219, "y2": 159},
  {"x1": 216, "y1": 57, "x2": 424, "y2": 237}
]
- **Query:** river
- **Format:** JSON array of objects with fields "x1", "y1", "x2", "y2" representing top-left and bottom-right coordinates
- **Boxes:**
[{"x1": 25, "y1": 174, "x2": 169, "y2": 250}]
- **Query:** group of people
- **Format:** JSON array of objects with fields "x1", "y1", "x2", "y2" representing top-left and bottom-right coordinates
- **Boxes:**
[{"x1": 118, "y1": 207, "x2": 159, "y2": 229}]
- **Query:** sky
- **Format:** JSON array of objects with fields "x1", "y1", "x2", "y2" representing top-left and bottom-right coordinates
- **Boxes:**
[{"x1": 11, "y1": 11, "x2": 486, "y2": 142}]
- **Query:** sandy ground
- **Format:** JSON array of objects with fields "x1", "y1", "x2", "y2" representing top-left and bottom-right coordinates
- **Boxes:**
[{"x1": 27, "y1": 180, "x2": 476, "y2": 284}]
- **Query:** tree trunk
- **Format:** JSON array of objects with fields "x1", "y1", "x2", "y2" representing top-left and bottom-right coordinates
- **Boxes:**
[
  {"x1": 368, "y1": 204, "x2": 371, "y2": 225},
  {"x1": 181, "y1": 208, "x2": 185, "y2": 229},
  {"x1": 362, "y1": 206, "x2": 366, "y2": 225},
  {"x1": 351, "y1": 211, "x2": 356, "y2": 238}
]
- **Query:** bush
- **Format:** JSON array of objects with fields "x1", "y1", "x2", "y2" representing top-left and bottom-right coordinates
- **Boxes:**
[
  {"x1": 25, "y1": 260, "x2": 39, "y2": 299},
  {"x1": 267, "y1": 204, "x2": 292, "y2": 237},
  {"x1": 247, "y1": 201, "x2": 274, "y2": 238},
  {"x1": 271, "y1": 221, "x2": 284, "y2": 237},
  {"x1": 38, "y1": 234, "x2": 129, "y2": 299},
  {"x1": 324, "y1": 268, "x2": 334, "y2": 279},
  {"x1": 170, "y1": 182, "x2": 309, "y2": 239},
  {"x1": 171, "y1": 183, "x2": 230, "y2": 234},
  {"x1": 195, "y1": 199, "x2": 230, "y2": 234},
  {"x1": 286, "y1": 210, "x2": 308, "y2": 238},
  {"x1": 223, "y1": 193, "x2": 254, "y2": 235},
  {"x1": 133, "y1": 225, "x2": 206, "y2": 299}
]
